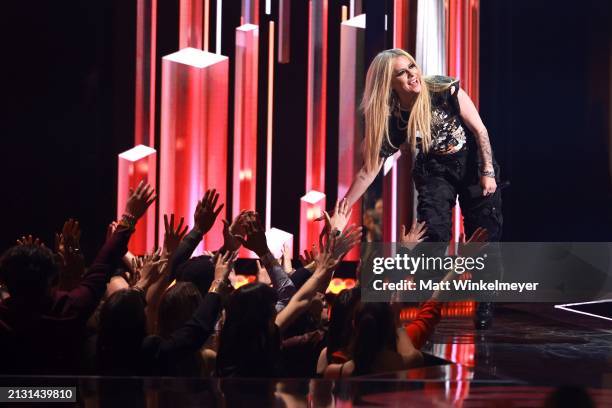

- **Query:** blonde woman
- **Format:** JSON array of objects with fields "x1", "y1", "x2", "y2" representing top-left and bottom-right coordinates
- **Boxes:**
[{"x1": 342, "y1": 49, "x2": 502, "y2": 328}]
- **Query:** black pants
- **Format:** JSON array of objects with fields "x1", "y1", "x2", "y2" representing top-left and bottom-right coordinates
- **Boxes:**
[{"x1": 413, "y1": 145, "x2": 503, "y2": 244}]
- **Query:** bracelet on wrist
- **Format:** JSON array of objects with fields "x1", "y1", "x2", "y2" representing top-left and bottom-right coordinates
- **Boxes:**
[
  {"x1": 479, "y1": 169, "x2": 495, "y2": 178},
  {"x1": 120, "y1": 213, "x2": 137, "y2": 229},
  {"x1": 209, "y1": 279, "x2": 230, "y2": 294}
]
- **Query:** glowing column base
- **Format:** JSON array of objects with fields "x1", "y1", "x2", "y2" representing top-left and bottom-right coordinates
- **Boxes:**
[
  {"x1": 300, "y1": 190, "x2": 326, "y2": 254},
  {"x1": 117, "y1": 145, "x2": 157, "y2": 255},
  {"x1": 160, "y1": 47, "x2": 229, "y2": 252}
]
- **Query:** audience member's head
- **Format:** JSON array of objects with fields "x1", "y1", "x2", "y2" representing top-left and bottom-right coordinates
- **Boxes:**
[
  {"x1": 0, "y1": 244, "x2": 58, "y2": 302},
  {"x1": 97, "y1": 289, "x2": 147, "y2": 374},
  {"x1": 327, "y1": 288, "x2": 361, "y2": 362},
  {"x1": 350, "y1": 302, "x2": 396, "y2": 375},
  {"x1": 158, "y1": 282, "x2": 203, "y2": 338},
  {"x1": 176, "y1": 255, "x2": 215, "y2": 297},
  {"x1": 216, "y1": 282, "x2": 280, "y2": 377}
]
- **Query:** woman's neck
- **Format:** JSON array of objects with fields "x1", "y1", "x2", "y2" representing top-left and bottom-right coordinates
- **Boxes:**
[{"x1": 397, "y1": 92, "x2": 417, "y2": 111}]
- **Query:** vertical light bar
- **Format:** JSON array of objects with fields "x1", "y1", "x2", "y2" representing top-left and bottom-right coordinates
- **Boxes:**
[
  {"x1": 216, "y1": 0, "x2": 223, "y2": 54},
  {"x1": 118, "y1": 145, "x2": 157, "y2": 254},
  {"x1": 382, "y1": 153, "x2": 399, "y2": 242},
  {"x1": 338, "y1": 13, "x2": 365, "y2": 260},
  {"x1": 266, "y1": 21, "x2": 275, "y2": 230},
  {"x1": 179, "y1": 0, "x2": 204, "y2": 49},
  {"x1": 160, "y1": 48, "x2": 229, "y2": 252},
  {"x1": 415, "y1": 0, "x2": 446, "y2": 75},
  {"x1": 265, "y1": 0, "x2": 271, "y2": 15},
  {"x1": 341, "y1": 5, "x2": 348, "y2": 21},
  {"x1": 300, "y1": 191, "x2": 326, "y2": 254},
  {"x1": 278, "y1": 0, "x2": 291, "y2": 63},
  {"x1": 134, "y1": 0, "x2": 157, "y2": 146},
  {"x1": 242, "y1": 0, "x2": 260, "y2": 24},
  {"x1": 305, "y1": 0, "x2": 328, "y2": 193},
  {"x1": 203, "y1": 0, "x2": 210, "y2": 51},
  {"x1": 234, "y1": 24, "x2": 260, "y2": 256}
]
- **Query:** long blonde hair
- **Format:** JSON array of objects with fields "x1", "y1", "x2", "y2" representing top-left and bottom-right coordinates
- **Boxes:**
[{"x1": 361, "y1": 49, "x2": 434, "y2": 172}]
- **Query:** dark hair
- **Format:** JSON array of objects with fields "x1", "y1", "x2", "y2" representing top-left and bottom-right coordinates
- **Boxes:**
[
  {"x1": 0, "y1": 244, "x2": 58, "y2": 299},
  {"x1": 175, "y1": 255, "x2": 215, "y2": 297},
  {"x1": 96, "y1": 289, "x2": 147, "y2": 375},
  {"x1": 158, "y1": 282, "x2": 202, "y2": 338},
  {"x1": 327, "y1": 288, "x2": 361, "y2": 363},
  {"x1": 350, "y1": 302, "x2": 397, "y2": 375},
  {"x1": 216, "y1": 283, "x2": 280, "y2": 377}
]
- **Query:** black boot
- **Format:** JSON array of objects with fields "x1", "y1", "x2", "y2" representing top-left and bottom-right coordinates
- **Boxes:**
[{"x1": 474, "y1": 302, "x2": 494, "y2": 330}]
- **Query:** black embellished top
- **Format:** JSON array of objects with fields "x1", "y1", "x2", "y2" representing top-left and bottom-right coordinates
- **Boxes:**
[{"x1": 380, "y1": 75, "x2": 470, "y2": 158}]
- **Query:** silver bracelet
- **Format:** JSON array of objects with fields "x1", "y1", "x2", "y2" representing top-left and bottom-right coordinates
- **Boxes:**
[{"x1": 479, "y1": 169, "x2": 496, "y2": 178}]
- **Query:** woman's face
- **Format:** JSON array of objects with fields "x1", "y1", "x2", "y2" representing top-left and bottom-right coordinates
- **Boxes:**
[{"x1": 390, "y1": 56, "x2": 421, "y2": 97}]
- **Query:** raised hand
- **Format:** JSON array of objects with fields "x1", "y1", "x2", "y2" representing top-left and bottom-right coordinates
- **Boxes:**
[
  {"x1": 313, "y1": 236, "x2": 340, "y2": 277},
  {"x1": 214, "y1": 250, "x2": 239, "y2": 282},
  {"x1": 16, "y1": 235, "x2": 45, "y2": 247},
  {"x1": 323, "y1": 198, "x2": 353, "y2": 234},
  {"x1": 163, "y1": 214, "x2": 189, "y2": 255},
  {"x1": 135, "y1": 254, "x2": 168, "y2": 292},
  {"x1": 399, "y1": 219, "x2": 428, "y2": 251},
  {"x1": 235, "y1": 215, "x2": 269, "y2": 256},
  {"x1": 256, "y1": 259, "x2": 272, "y2": 285},
  {"x1": 125, "y1": 180, "x2": 157, "y2": 220},
  {"x1": 332, "y1": 224, "x2": 363, "y2": 259},
  {"x1": 106, "y1": 221, "x2": 118, "y2": 242},
  {"x1": 280, "y1": 243, "x2": 293, "y2": 273},
  {"x1": 458, "y1": 227, "x2": 489, "y2": 257},
  {"x1": 194, "y1": 189, "x2": 224, "y2": 234},
  {"x1": 299, "y1": 245, "x2": 317, "y2": 267}
]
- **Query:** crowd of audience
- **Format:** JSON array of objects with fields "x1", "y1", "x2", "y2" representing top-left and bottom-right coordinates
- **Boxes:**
[{"x1": 0, "y1": 181, "x2": 486, "y2": 379}]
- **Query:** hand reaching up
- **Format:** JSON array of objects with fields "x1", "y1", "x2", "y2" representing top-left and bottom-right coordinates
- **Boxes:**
[
  {"x1": 163, "y1": 214, "x2": 189, "y2": 256},
  {"x1": 322, "y1": 198, "x2": 353, "y2": 234},
  {"x1": 256, "y1": 259, "x2": 272, "y2": 285},
  {"x1": 125, "y1": 180, "x2": 157, "y2": 220},
  {"x1": 235, "y1": 215, "x2": 269, "y2": 256},
  {"x1": 280, "y1": 243, "x2": 293, "y2": 273},
  {"x1": 458, "y1": 227, "x2": 489, "y2": 258},
  {"x1": 213, "y1": 250, "x2": 239, "y2": 283},
  {"x1": 313, "y1": 237, "x2": 340, "y2": 278},
  {"x1": 400, "y1": 219, "x2": 427, "y2": 251},
  {"x1": 194, "y1": 189, "x2": 224, "y2": 234},
  {"x1": 54, "y1": 219, "x2": 85, "y2": 291},
  {"x1": 134, "y1": 253, "x2": 168, "y2": 292},
  {"x1": 332, "y1": 224, "x2": 363, "y2": 259},
  {"x1": 16, "y1": 235, "x2": 45, "y2": 247}
]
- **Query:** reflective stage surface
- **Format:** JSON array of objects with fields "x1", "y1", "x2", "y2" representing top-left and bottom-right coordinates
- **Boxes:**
[{"x1": 2, "y1": 304, "x2": 611, "y2": 407}]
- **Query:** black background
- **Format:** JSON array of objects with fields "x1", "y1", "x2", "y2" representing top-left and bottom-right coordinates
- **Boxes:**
[{"x1": 0, "y1": 0, "x2": 610, "y2": 261}]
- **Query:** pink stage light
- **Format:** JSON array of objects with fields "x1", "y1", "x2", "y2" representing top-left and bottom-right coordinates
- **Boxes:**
[
  {"x1": 242, "y1": 0, "x2": 260, "y2": 24},
  {"x1": 447, "y1": 0, "x2": 480, "y2": 246},
  {"x1": 278, "y1": 0, "x2": 291, "y2": 63},
  {"x1": 234, "y1": 24, "x2": 259, "y2": 257},
  {"x1": 179, "y1": 0, "x2": 204, "y2": 49},
  {"x1": 305, "y1": 0, "x2": 328, "y2": 193},
  {"x1": 338, "y1": 13, "x2": 365, "y2": 259},
  {"x1": 134, "y1": 0, "x2": 157, "y2": 146},
  {"x1": 160, "y1": 48, "x2": 229, "y2": 252},
  {"x1": 299, "y1": 191, "x2": 326, "y2": 254},
  {"x1": 266, "y1": 21, "x2": 275, "y2": 230},
  {"x1": 117, "y1": 145, "x2": 157, "y2": 255}
]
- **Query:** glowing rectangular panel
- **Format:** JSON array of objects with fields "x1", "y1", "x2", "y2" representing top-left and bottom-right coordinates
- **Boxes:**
[
  {"x1": 278, "y1": 0, "x2": 291, "y2": 63},
  {"x1": 233, "y1": 24, "x2": 259, "y2": 226},
  {"x1": 299, "y1": 191, "x2": 326, "y2": 254},
  {"x1": 338, "y1": 14, "x2": 365, "y2": 259},
  {"x1": 382, "y1": 153, "x2": 399, "y2": 242},
  {"x1": 266, "y1": 22, "x2": 275, "y2": 230},
  {"x1": 134, "y1": 0, "x2": 157, "y2": 146},
  {"x1": 117, "y1": 145, "x2": 157, "y2": 254},
  {"x1": 242, "y1": 0, "x2": 260, "y2": 24},
  {"x1": 160, "y1": 48, "x2": 229, "y2": 252},
  {"x1": 234, "y1": 24, "x2": 259, "y2": 258},
  {"x1": 305, "y1": 0, "x2": 328, "y2": 193},
  {"x1": 265, "y1": 228, "x2": 294, "y2": 260},
  {"x1": 179, "y1": 0, "x2": 203, "y2": 49}
]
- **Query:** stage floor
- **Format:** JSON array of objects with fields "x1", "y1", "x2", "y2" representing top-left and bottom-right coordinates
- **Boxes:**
[{"x1": 1, "y1": 304, "x2": 611, "y2": 407}]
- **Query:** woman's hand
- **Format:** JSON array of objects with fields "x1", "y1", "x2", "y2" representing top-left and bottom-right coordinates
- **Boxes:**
[
  {"x1": 480, "y1": 176, "x2": 497, "y2": 197},
  {"x1": 399, "y1": 219, "x2": 427, "y2": 250}
]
